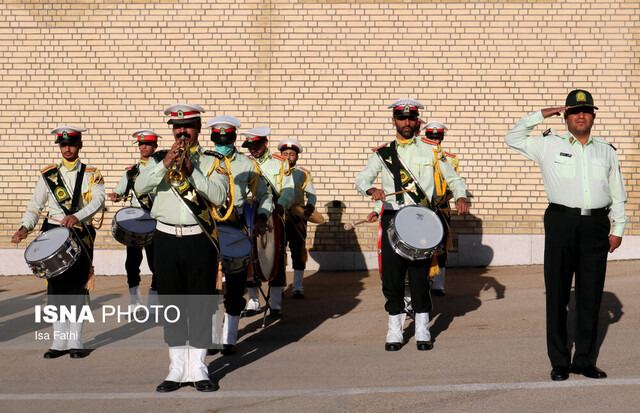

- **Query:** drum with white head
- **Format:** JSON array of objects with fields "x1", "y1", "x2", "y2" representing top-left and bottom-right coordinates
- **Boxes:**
[
  {"x1": 387, "y1": 205, "x2": 444, "y2": 261},
  {"x1": 217, "y1": 225, "x2": 252, "y2": 275},
  {"x1": 111, "y1": 207, "x2": 156, "y2": 247},
  {"x1": 24, "y1": 226, "x2": 81, "y2": 279}
]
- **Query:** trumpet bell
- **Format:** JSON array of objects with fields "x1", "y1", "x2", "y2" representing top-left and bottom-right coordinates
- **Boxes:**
[{"x1": 165, "y1": 169, "x2": 185, "y2": 188}]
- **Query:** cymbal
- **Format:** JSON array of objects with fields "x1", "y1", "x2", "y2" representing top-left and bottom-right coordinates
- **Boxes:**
[{"x1": 291, "y1": 205, "x2": 325, "y2": 224}]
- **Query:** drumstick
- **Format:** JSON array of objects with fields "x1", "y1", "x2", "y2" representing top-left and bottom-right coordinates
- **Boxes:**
[
  {"x1": 112, "y1": 195, "x2": 132, "y2": 202},
  {"x1": 225, "y1": 224, "x2": 274, "y2": 246},
  {"x1": 29, "y1": 211, "x2": 83, "y2": 229},
  {"x1": 384, "y1": 188, "x2": 412, "y2": 198},
  {"x1": 343, "y1": 219, "x2": 369, "y2": 230}
]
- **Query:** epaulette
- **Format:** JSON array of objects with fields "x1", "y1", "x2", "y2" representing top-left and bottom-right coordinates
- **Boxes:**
[
  {"x1": 272, "y1": 153, "x2": 286, "y2": 162},
  {"x1": 86, "y1": 167, "x2": 97, "y2": 173},
  {"x1": 371, "y1": 142, "x2": 388, "y2": 152},
  {"x1": 298, "y1": 166, "x2": 311, "y2": 173},
  {"x1": 444, "y1": 151, "x2": 457, "y2": 158},
  {"x1": 125, "y1": 166, "x2": 134, "y2": 171},
  {"x1": 421, "y1": 137, "x2": 440, "y2": 146},
  {"x1": 40, "y1": 164, "x2": 57, "y2": 174},
  {"x1": 152, "y1": 150, "x2": 168, "y2": 161},
  {"x1": 203, "y1": 150, "x2": 224, "y2": 159},
  {"x1": 593, "y1": 137, "x2": 616, "y2": 151}
]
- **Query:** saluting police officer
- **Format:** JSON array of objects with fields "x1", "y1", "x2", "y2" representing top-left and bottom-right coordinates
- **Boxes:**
[
  {"x1": 134, "y1": 104, "x2": 229, "y2": 393},
  {"x1": 108, "y1": 129, "x2": 160, "y2": 313},
  {"x1": 355, "y1": 98, "x2": 469, "y2": 352},
  {"x1": 204, "y1": 115, "x2": 273, "y2": 356},
  {"x1": 505, "y1": 90, "x2": 627, "y2": 381},
  {"x1": 12, "y1": 126, "x2": 105, "y2": 359},
  {"x1": 421, "y1": 121, "x2": 461, "y2": 296},
  {"x1": 239, "y1": 127, "x2": 294, "y2": 318},
  {"x1": 278, "y1": 137, "x2": 317, "y2": 299}
]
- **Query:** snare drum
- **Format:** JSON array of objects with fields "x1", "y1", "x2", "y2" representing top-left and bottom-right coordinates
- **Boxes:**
[
  {"x1": 218, "y1": 225, "x2": 252, "y2": 275},
  {"x1": 24, "y1": 227, "x2": 81, "y2": 279},
  {"x1": 387, "y1": 205, "x2": 444, "y2": 261},
  {"x1": 111, "y1": 207, "x2": 156, "y2": 247}
]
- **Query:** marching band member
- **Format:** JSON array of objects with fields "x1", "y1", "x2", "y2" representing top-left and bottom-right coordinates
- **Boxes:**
[
  {"x1": 135, "y1": 104, "x2": 229, "y2": 393},
  {"x1": 12, "y1": 126, "x2": 105, "y2": 359},
  {"x1": 239, "y1": 127, "x2": 294, "y2": 318},
  {"x1": 278, "y1": 137, "x2": 317, "y2": 299},
  {"x1": 421, "y1": 121, "x2": 459, "y2": 296},
  {"x1": 204, "y1": 115, "x2": 273, "y2": 356},
  {"x1": 108, "y1": 129, "x2": 160, "y2": 313},
  {"x1": 355, "y1": 98, "x2": 469, "y2": 351}
]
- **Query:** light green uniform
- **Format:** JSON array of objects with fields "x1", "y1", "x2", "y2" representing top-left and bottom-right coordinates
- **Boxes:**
[
  {"x1": 226, "y1": 149, "x2": 273, "y2": 217},
  {"x1": 134, "y1": 145, "x2": 229, "y2": 225},
  {"x1": 251, "y1": 149, "x2": 294, "y2": 209},
  {"x1": 355, "y1": 137, "x2": 466, "y2": 214},
  {"x1": 291, "y1": 166, "x2": 316, "y2": 207},
  {"x1": 20, "y1": 160, "x2": 106, "y2": 231},
  {"x1": 113, "y1": 158, "x2": 157, "y2": 208},
  {"x1": 505, "y1": 110, "x2": 627, "y2": 236}
]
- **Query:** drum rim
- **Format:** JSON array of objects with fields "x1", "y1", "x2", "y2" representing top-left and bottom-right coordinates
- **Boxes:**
[
  {"x1": 252, "y1": 214, "x2": 283, "y2": 282},
  {"x1": 24, "y1": 226, "x2": 74, "y2": 263}
]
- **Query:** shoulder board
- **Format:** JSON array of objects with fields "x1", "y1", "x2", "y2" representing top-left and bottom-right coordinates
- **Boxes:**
[
  {"x1": 40, "y1": 164, "x2": 57, "y2": 174},
  {"x1": 298, "y1": 166, "x2": 311, "y2": 173},
  {"x1": 593, "y1": 137, "x2": 616, "y2": 151},
  {"x1": 421, "y1": 137, "x2": 440, "y2": 146},
  {"x1": 125, "y1": 165, "x2": 134, "y2": 171},
  {"x1": 86, "y1": 167, "x2": 97, "y2": 173},
  {"x1": 272, "y1": 153, "x2": 286, "y2": 162},
  {"x1": 444, "y1": 151, "x2": 457, "y2": 158},
  {"x1": 372, "y1": 142, "x2": 389, "y2": 152},
  {"x1": 203, "y1": 150, "x2": 224, "y2": 159},
  {"x1": 152, "y1": 150, "x2": 168, "y2": 161}
]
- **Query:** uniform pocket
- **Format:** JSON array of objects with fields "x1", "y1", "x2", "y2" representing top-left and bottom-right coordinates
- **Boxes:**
[
  {"x1": 591, "y1": 158, "x2": 609, "y2": 181},
  {"x1": 553, "y1": 155, "x2": 576, "y2": 179}
]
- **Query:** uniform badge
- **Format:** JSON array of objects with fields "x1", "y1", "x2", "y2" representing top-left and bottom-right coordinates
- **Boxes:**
[
  {"x1": 177, "y1": 110, "x2": 184, "y2": 119},
  {"x1": 403, "y1": 105, "x2": 410, "y2": 115},
  {"x1": 399, "y1": 170, "x2": 410, "y2": 185},
  {"x1": 576, "y1": 92, "x2": 586, "y2": 102},
  {"x1": 220, "y1": 128, "x2": 226, "y2": 135},
  {"x1": 139, "y1": 133, "x2": 145, "y2": 141},
  {"x1": 54, "y1": 186, "x2": 70, "y2": 202},
  {"x1": 62, "y1": 131, "x2": 68, "y2": 140}
]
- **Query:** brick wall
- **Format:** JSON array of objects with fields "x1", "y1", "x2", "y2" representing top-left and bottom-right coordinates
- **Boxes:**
[{"x1": 1, "y1": 0, "x2": 638, "y2": 256}]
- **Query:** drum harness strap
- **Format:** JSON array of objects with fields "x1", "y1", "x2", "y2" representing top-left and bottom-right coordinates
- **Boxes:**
[
  {"x1": 124, "y1": 164, "x2": 153, "y2": 212},
  {"x1": 42, "y1": 163, "x2": 97, "y2": 290}
]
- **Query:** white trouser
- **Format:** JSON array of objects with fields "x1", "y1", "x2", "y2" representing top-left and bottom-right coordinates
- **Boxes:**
[
  {"x1": 222, "y1": 313, "x2": 239, "y2": 346},
  {"x1": 245, "y1": 287, "x2": 260, "y2": 311},
  {"x1": 50, "y1": 321, "x2": 68, "y2": 351},
  {"x1": 269, "y1": 286, "x2": 283, "y2": 310},
  {"x1": 292, "y1": 270, "x2": 304, "y2": 292}
]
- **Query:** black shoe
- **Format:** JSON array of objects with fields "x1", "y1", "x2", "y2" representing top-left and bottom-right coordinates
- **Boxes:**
[
  {"x1": 416, "y1": 341, "x2": 434, "y2": 351},
  {"x1": 550, "y1": 366, "x2": 570, "y2": 381},
  {"x1": 156, "y1": 380, "x2": 181, "y2": 393},
  {"x1": 194, "y1": 379, "x2": 217, "y2": 392},
  {"x1": 431, "y1": 289, "x2": 446, "y2": 296},
  {"x1": 69, "y1": 349, "x2": 89, "y2": 359},
  {"x1": 241, "y1": 309, "x2": 259, "y2": 318},
  {"x1": 292, "y1": 291, "x2": 304, "y2": 299},
  {"x1": 43, "y1": 349, "x2": 68, "y2": 359},
  {"x1": 206, "y1": 348, "x2": 220, "y2": 356},
  {"x1": 385, "y1": 342, "x2": 402, "y2": 351},
  {"x1": 269, "y1": 309, "x2": 282, "y2": 319},
  {"x1": 571, "y1": 365, "x2": 607, "y2": 379},
  {"x1": 221, "y1": 344, "x2": 237, "y2": 356}
]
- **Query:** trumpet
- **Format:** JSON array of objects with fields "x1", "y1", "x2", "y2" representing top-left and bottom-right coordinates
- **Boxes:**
[{"x1": 164, "y1": 138, "x2": 189, "y2": 188}]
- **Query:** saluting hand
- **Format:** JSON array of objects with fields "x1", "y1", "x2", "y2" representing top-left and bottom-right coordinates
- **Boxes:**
[{"x1": 541, "y1": 107, "x2": 568, "y2": 118}]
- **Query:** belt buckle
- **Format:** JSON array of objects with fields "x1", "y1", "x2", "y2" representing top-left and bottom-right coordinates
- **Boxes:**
[
  {"x1": 580, "y1": 208, "x2": 591, "y2": 216},
  {"x1": 175, "y1": 225, "x2": 183, "y2": 237}
]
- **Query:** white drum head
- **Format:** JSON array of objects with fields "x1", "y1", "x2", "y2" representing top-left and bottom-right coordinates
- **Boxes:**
[
  {"x1": 394, "y1": 206, "x2": 444, "y2": 249},
  {"x1": 25, "y1": 227, "x2": 71, "y2": 261},
  {"x1": 114, "y1": 207, "x2": 156, "y2": 233},
  {"x1": 218, "y1": 226, "x2": 252, "y2": 258}
]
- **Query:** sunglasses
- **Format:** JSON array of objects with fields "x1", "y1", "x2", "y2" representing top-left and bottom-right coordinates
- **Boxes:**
[
  {"x1": 394, "y1": 115, "x2": 418, "y2": 121},
  {"x1": 565, "y1": 107, "x2": 594, "y2": 116}
]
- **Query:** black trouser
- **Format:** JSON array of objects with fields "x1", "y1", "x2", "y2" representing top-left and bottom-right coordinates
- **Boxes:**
[
  {"x1": 543, "y1": 206, "x2": 610, "y2": 369},
  {"x1": 45, "y1": 223, "x2": 93, "y2": 311},
  {"x1": 125, "y1": 243, "x2": 157, "y2": 290},
  {"x1": 153, "y1": 230, "x2": 217, "y2": 348},
  {"x1": 381, "y1": 210, "x2": 432, "y2": 314},
  {"x1": 285, "y1": 213, "x2": 307, "y2": 271}
]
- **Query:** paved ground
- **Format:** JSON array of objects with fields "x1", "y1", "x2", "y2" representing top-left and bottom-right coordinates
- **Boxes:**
[{"x1": 0, "y1": 261, "x2": 639, "y2": 412}]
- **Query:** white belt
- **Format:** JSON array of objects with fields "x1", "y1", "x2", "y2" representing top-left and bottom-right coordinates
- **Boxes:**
[{"x1": 155, "y1": 221, "x2": 203, "y2": 237}]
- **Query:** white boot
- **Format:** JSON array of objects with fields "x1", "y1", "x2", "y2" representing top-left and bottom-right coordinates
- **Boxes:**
[
  {"x1": 222, "y1": 313, "x2": 240, "y2": 346},
  {"x1": 269, "y1": 286, "x2": 283, "y2": 310},
  {"x1": 187, "y1": 347, "x2": 210, "y2": 382},
  {"x1": 433, "y1": 268, "x2": 446, "y2": 291},
  {"x1": 245, "y1": 287, "x2": 261, "y2": 311},
  {"x1": 50, "y1": 321, "x2": 68, "y2": 351},
  {"x1": 68, "y1": 321, "x2": 83, "y2": 349},
  {"x1": 415, "y1": 312, "x2": 433, "y2": 350},
  {"x1": 386, "y1": 314, "x2": 404, "y2": 344},
  {"x1": 129, "y1": 286, "x2": 144, "y2": 315},
  {"x1": 147, "y1": 289, "x2": 159, "y2": 315},
  {"x1": 165, "y1": 346, "x2": 187, "y2": 383},
  {"x1": 292, "y1": 269, "x2": 304, "y2": 293}
]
